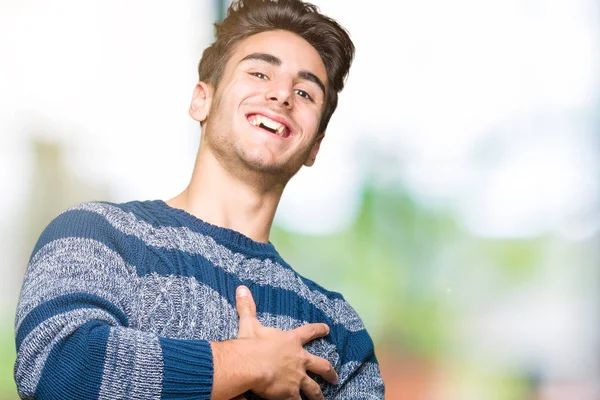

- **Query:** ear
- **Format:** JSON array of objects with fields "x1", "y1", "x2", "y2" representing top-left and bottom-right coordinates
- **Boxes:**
[
  {"x1": 189, "y1": 81, "x2": 213, "y2": 123},
  {"x1": 304, "y1": 132, "x2": 325, "y2": 167}
]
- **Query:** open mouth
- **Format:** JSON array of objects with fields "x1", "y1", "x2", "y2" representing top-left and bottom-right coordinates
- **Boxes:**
[{"x1": 247, "y1": 114, "x2": 291, "y2": 138}]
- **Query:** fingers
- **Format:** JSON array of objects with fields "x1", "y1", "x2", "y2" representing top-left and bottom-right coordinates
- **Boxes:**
[
  {"x1": 235, "y1": 285, "x2": 256, "y2": 319},
  {"x1": 293, "y1": 322, "x2": 330, "y2": 344},
  {"x1": 236, "y1": 285, "x2": 257, "y2": 337},
  {"x1": 305, "y1": 353, "x2": 338, "y2": 384},
  {"x1": 300, "y1": 376, "x2": 325, "y2": 400}
]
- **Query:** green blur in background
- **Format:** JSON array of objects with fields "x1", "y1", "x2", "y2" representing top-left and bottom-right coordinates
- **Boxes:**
[
  {"x1": 1, "y1": 0, "x2": 599, "y2": 399},
  {"x1": 1, "y1": 140, "x2": 596, "y2": 398}
]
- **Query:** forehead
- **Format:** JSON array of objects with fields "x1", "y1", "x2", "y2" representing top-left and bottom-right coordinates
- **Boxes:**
[{"x1": 229, "y1": 30, "x2": 327, "y2": 85}]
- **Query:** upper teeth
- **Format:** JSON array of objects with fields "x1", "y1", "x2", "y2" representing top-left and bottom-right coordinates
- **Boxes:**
[{"x1": 250, "y1": 115, "x2": 286, "y2": 136}]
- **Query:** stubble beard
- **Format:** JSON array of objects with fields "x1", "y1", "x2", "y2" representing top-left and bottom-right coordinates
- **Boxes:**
[{"x1": 203, "y1": 93, "x2": 311, "y2": 189}]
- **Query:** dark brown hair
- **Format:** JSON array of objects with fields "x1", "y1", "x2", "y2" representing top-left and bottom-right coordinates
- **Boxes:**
[{"x1": 198, "y1": 0, "x2": 355, "y2": 133}]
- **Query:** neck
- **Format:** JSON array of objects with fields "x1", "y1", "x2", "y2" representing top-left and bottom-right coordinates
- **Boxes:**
[{"x1": 166, "y1": 144, "x2": 285, "y2": 244}]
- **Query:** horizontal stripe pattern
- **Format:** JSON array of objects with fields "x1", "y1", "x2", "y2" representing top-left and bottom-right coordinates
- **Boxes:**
[
  {"x1": 17, "y1": 238, "x2": 350, "y2": 363},
  {"x1": 70, "y1": 202, "x2": 366, "y2": 333},
  {"x1": 15, "y1": 309, "x2": 118, "y2": 398},
  {"x1": 16, "y1": 237, "x2": 138, "y2": 333},
  {"x1": 134, "y1": 273, "x2": 239, "y2": 340},
  {"x1": 15, "y1": 201, "x2": 383, "y2": 398},
  {"x1": 98, "y1": 327, "x2": 163, "y2": 400},
  {"x1": 129, "y1": 273, "x2": 343, "y2": 365},
  {"x1": 330, "y1": 362, "x2": 384, "y2": 399}
]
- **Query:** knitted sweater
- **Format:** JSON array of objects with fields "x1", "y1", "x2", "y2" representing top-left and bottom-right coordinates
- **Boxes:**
[{"x1": 14, "y1": 200, "x2": 384, "y2": 399}]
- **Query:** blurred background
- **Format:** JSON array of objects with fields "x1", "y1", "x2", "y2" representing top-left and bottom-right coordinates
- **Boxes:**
[{"x1": 1, "y1": 0, "x2": 599, "y2": 398}]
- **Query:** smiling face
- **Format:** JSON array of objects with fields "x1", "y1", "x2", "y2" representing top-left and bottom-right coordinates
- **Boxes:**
[{"x1": 190, "y1": 30, "x2": 328, "y2": 185}]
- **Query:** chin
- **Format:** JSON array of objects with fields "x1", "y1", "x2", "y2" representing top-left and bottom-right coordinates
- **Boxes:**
[
  {"x1": 240, "y1": 153, "x2": 300, "y2": 181},
  {"x1": 234, "y1": 141, "x2": 305, "y2": 181},
  {"x1": 243, "y1": 154, "x2": 284, "y2": 173}
]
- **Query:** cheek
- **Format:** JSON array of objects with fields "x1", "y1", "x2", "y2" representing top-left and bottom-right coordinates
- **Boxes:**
[
  {"x1": 299, "y1": 107, "x2": 322, "y2": 133},
  {"x1": 230, "y1": 82, "x2": 265, "y2": 111},
  {"x1": 233, "y1": 76, "x2": 262, "y2": 94}
]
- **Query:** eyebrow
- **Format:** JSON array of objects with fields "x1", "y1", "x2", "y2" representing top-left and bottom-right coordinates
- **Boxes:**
[{"x1": 239, "y1": 52, "x2": 326, "y2": 97}]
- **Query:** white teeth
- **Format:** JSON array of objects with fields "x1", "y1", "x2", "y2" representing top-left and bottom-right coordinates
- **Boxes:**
[
  {"x1": 249, "y1": 114, "x2": 286, "y2": 135},
  {"x1": 263, "y1": 119, "x2": 282, "y2": 131}
]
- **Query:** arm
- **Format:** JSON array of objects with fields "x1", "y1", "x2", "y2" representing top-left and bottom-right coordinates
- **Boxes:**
[
  {"x1": 210, "y1": 286, "x2": 338, "y2": 400},
  {"x1": 14, "y1": 210, "x2": 215, "y2": 399},
  {"x1": 14, "y1": 208, "x2": 336, "y2": 400},
  {"x1": 210, "y1": 293, "x2": 383, "y2": 400},
  {"x1": 328, "y1": 354, "x2": 384, "y2": 399},
  {"x1": 322, "y1": 305, "x2": 385, "y2": 400}
]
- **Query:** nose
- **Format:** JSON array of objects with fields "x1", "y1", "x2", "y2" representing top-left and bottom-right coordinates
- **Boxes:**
[{"x1": 265, "y1": 76, "x2": 293, "y2": 109}]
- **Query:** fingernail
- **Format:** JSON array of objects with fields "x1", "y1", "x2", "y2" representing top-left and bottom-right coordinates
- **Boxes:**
[
  {"x1": 324, "y1": 324, "x2": 330, "y2": 334},
  {"x1": 237, "y1": 286, "x2": 249, "y2": 297}
]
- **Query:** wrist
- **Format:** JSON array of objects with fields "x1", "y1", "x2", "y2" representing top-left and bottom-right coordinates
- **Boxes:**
[
  {"x1": 210, "y1": 339, "x2": 262, "y2": 399},
  {"x1": 230, "y1": 338, "x2": 265, "y2": 390}
]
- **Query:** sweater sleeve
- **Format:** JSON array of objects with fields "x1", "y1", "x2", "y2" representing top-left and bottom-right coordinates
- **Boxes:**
[
  {"x1": 14, "y1": 206, "x2": 214, "y2": 400},
  {"x1": 329, "y1": 352, "x2": 385, "y2": 399},
  {"x1": 322, "y1": 298, "x2": 385, "y2": 400}
]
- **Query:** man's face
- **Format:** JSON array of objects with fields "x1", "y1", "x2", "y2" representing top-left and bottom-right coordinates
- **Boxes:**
[{"x1": 193, "y1": 30, "x2": 328, "y2": 183}]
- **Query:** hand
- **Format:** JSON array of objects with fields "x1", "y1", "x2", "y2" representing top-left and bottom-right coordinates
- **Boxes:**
[{"x1": 235, "y1": 285, "x2": 338, "y2": 400}]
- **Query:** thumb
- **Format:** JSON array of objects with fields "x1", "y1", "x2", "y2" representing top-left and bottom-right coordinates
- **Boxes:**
[{"x1": 236, "y1": 285, "x2": 257, "y2": 336}]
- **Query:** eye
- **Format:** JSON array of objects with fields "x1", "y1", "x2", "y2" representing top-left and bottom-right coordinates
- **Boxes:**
[
  {"x1": 295, "y1": 89, "x2": 313, "y2": 101},
  {"x1": 250, "y1": 72, "x2": 269, "y2": 80}
]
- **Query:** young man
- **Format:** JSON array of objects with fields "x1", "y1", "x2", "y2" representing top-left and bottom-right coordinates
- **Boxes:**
[{"x1": 14, "y1": 0, "x2": 384, "y2": 399}]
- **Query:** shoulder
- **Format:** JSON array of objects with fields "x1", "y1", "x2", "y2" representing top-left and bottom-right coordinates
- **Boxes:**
[
  {"x1": 287, "y1": 269, "x2": 368, "y2": 335},
  {"x1": 30, "y1": 200, "x2": 147, "y2": 260},
  {"x1": 283, "y1": 270, "x2": 380, "y2": 373}
]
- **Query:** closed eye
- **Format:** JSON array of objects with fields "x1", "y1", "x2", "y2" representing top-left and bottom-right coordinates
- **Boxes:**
[
  {"x1": 249, "y1": 72, "x2": 269, "y2": 80},
  {"x1": 295, "y1": 89, "x2": 313, "y2": 101}
]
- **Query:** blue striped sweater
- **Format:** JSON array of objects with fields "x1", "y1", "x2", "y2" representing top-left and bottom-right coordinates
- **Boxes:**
[{"x1": 14, "y1": 200, "x2": 384, "y2": 399}]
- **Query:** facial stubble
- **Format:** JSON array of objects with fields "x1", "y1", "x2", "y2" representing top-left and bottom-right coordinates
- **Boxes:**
[{"x1": 202, "y1": 87, "x2": 317, "y2": 189}]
